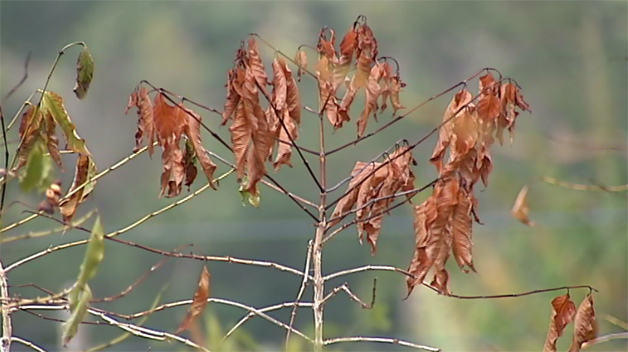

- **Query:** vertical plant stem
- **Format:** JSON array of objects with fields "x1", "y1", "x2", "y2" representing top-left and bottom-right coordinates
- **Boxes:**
[
  {"x1": 0, "y1": 259, "x2": 12, "y2": 352},
  {"x1": 312, "y1": 113, "x2": 328, "y2": 352}
]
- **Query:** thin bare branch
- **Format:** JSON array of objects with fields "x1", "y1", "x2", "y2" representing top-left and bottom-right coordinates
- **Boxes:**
[
  {"x1": 582, "y1": 332, "x2": 628, "y2": 350},
  {"x1": 541, "y1": 176, "x2": 628, "y2": 192},
  {"x1": 321, "y1": 281, "x2": 374, "y2": 309},
  {"x1": 88, "y1": 309, "x2": 211, "y2": 352},
  {"x1": 221, "y1": 301, "x2": 313, "y2": 346},
  {"x1": 10, "y1": 337, "x2": 46, "y2": 352},
  {"x1": 1, "y1": 210, "x2": 95, "y2": 244},
  {"x1": 323, "y1": 336, "x2": 440, "y2": 352},
  {"x1": 285, "y1": 240, "x2": 313, "y2": 349}
]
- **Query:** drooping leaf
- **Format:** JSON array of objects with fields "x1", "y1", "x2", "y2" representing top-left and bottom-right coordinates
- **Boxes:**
[
  {"x1": 125, "y1": 87, "x2": 155, "y2": 155},
  {"x1": 569, "y1": 294, "x2": 597, "y2": 352},
  {"x1": 76, "y1": 216, "x2": 105, "y2": 292},
  {"x1": 357, "y1": 63, "x2": 384, "y2": 137},
  {"x1": 182, "y1": 106, "x2": 217, "y2": 189},
  {"x1": 543, "y1": 293, "x2": 577, "y2": 352},
  {"x1": 177, "y1": 266, "x2": 212, "y2": 333},
  {"x1": 511, "y1": 185, "x2": 536, "y2": 227},
  {"x1": 239, "y1": 175, "x2": 261, "y2": 207},
  {"x1": 430, "y1": 89, "x2": 472, "y2": 173},
  {"x1": 152, "y1": 93, "x2": 186, "y2": 145},
  {"x1": 295, "y1": 49, "x2": 308, "y2": 82},
  {"x1": 44, "y1": 113, "x2": 62, "y2": 167},
  {"x1": 62, "y1": 283, "x2": 92, "y2": 346},
  {"x1": 41, "y1": 91, "x2": 90, "y2": 155},
  {"x1": 16, "y1": 105, "x2": 45, "y2": 170},
  {"x1": 19, "y1": 140, "x2": 53, "y2": 192},
  {"x1": 73, "y1": 46, "x2": 95, "y2": 100},
  {"x1": 247, "y1": 38, "x2": 270, "y2": 96},
  {"x1": 451, "y1": 187, "x2": 475, "y2": 272},
  {"x1": 329, "y1": 162, "x2": 377, "y2": 228},
  {"x1": 160, "y1": 140, "x2": 185, "y2": 198},
  {"x1": 59, "y1": 155, "x2": 97, "y2": 222}
]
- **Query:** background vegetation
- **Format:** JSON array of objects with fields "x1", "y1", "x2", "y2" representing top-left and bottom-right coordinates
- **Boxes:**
[{"x1": 1, "y1": 1, "x2": 626, "y2": 351}]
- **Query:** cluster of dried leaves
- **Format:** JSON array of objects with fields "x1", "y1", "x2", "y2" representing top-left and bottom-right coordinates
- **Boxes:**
[
  {"x1": 220, "y1": 39, "x2": 302, "y2": 197},
  {"x1": 126, "y1": 88, "x2": 217, "y2": 198},
  {"x1": 404, "y1": 72, "x2": 531, "y2": 295},
  {"x1": 330, "y1": 146, "x2": 416, "y2": 254},
  {"x1": 299, "y1": 17, "x2": 406, "y2": 137},
  {"x1": 543, "y1": 293, "x2": 597, "y2": 352}
]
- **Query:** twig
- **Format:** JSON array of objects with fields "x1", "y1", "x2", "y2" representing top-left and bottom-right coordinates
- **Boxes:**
[
  {"x1": 285, "y1": 240, "x2": 313, "y2": 349},
  {"x1": 323, "y1": 336, "x2": 440, "y2": 352},
  {"x1": 324, "y1": 265, "x2": 413, "y2": 282},
  {"x1": 582, "y1": 332, "x2": 628, "y2": 349},
  {"x1": 1, "y1": 210, "x2": 95, "y2": 244},
  {"x1": 321, "y1": 281, "x2": 374, "y2": 309},
  {"x1": 221, "y1": 301, "x2": 313, "y2": 346},
  {"x1": 541, "y1": 176, "x2": 628, "y2": 192},
  {"x1": 9, "y1": 337, "x2": 46, "y2": 352},
  {"x1": 88, "y1": 309, "x2": 211, "y2": 352}
]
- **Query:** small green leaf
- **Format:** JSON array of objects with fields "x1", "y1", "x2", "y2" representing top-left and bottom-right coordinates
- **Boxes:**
[
  {"x1": 74, "y1": 46, "x2": 94, "y2": 100},
  {"x1": 238, "y1": 176, "x2": 261, "y2": 207},
  {"x1": 42, "y1": 91, "x2": 90, "y2": 155},
  {"x1": 76, "y1": 216, "x2": 105, "y2": 290},
  {"x1": 63, "y1": 284, "x2": 92, "y2": 346},
  {"x1": 19, "y1": 140, "x2": 53, "y2": 192}
]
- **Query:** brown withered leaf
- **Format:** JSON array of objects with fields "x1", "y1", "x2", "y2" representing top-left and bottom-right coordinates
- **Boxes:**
[
  {"x1": 153, "y1": 93, "x2": 187, "y2": 146},
  {"x1": 126, "y1": 87, "x2": 155, "y2": 155},
  {"x1": 329, "y1": 162, "x2": 376, "y2": 228},
  {"x1": 355, "y1": 162, "x2": 388, "y2": 249},
  {"x1": 295, "y1": 49, "x2": 308, "y2": 82},
  {"x1": 360, "y1": 147, "x2": 416, "y2": 254},
  {"x1": 59, "y1": 155, "x2": 97, "y2": 223},
  {"x1": 44, "y1": 114, "x2": 62, "y2": 167},
  {"x1": 221, "y1": 69, "x2": 244, "y2": 126},
  {"x1": 16, "y1": 105, "x2": 44, "y2": 170},
  {"x1": 247, "y1": 38, "x2": 269, "y2": 95},
  {"x1": 568, "y1": 294, "x2": 596, "y2": 352},
  {"x1": 511, "y1": 185, "x2": 536, "y2": 227},
  {"x1": 357, "y1": 63, "x2": 384, "y2": 137},
  {"x1": 430, "y1": 89, "x2": 473, "y2": 173},
  {"x1": 273, "y1": 111, "x2": 298, "y2": 171},
  {"x1": 182, "y1": 106, "x2": 217, "y2": 189},
  {"x1": 332, "y1": 27, "x2": 357, "y2": 92},
  {"x1": 406, "y1": 198, "x2": 436, "y2": 296},
  {"x1": 389, "y1": 75, "x2": 406, "y2": 114},
  {"x1": 451, "y1": 187, "x2": 475, "y2": 272},
  {"x1": 282, "y1": 59, "x2": 301, "y2": 125},
  {"x1": 272, "y1": 58, "x2": 288, "y2": 112},
  {"x1": 543, "y1": 293, "x2": 577, "y2": 352},
  {"x1": 160, "y1": 141, "x2": 185, "y2": 198},
  {"x1": 176, "y1": 266, "x2": 211, "y2": 334},
  {"x1": 354, "y1": 23, "x2": 378, "y2": 89},
  {"x1": 317, "y1": 28, "x2": 336, "y2": 60}
]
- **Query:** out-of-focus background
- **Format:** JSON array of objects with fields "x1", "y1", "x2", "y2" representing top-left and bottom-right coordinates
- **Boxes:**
[{"x1": 1, "y1": 1, "x2": 626, "y2": 351}]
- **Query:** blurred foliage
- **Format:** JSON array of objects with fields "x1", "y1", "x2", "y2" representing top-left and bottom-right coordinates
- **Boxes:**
[{"x1": 0, "y1": 1, "x2": 626, "y2": 351}]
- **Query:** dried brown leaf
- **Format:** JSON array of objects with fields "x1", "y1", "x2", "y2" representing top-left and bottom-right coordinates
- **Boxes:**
[
  {"x1": 126, "y1": 87, "x2": 155, "y2": 155},
  {"x1": 183, "y1": 106, "x2": 217, "y2": 189},
  {"x1": 176, "y1": 266, "x2": 211, "y2": 334},
  {"x1": 543, "y1": 293, "x2": 577, "y2": 352},
  {"x1": 511, "y1": 185, "x2": 536, "y2": 227},
  {"x1": 568, "y1": 294, "x2": 596, "y2": 352},
  {"x1": 430, "y1": 89, "x2": 473, "y2": 173},
  {"x1": 451, "y1": 187, "x2": 475, "y2": 272},
  {"x1": 295, "y1": 50, "x2": 308, "y2": 82},
  {"x1": 59, "y1": 155, "x2": 97, "y2": 222}
]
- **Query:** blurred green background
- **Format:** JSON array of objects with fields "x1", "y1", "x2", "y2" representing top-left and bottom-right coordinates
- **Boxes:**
[{"x1": 1, "y1": 1, "x2": 626, "y2": 351}]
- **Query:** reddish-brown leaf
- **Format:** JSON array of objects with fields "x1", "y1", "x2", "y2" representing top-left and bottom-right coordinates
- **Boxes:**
[
  {"x1": 272, "y1": 58, "x2": 288, "y2": 112},
  {"x1": 543, "y1": 293, "x2": 577, "y2": 352},
  {"x1": 44, "y1": 114, "x2": 62, "y2": 167},
  {"x1": 273, "y1": 110, "x2": 298, "y2": 171},
  {"x1": 247, "y1": 38, "x2": 269, "y2": 95},
  {"x1": 59, "y1": 155, "x2": 97, "y2": 222},
  {"x1": 176, "y1": 266, "x2": 211, "y2": 334},
  {"x1": 221, "y1": 69, "x2": 243, "y2": 126},
  {"x1": 16, "y1": 105, "x2": 44, "y2": 170},
  {"x1": 160, "y1": 141, "x2": 185, "y2": 198},
  {"x1": 153, "y1": 93, "x2": 186, "y2": 146},
  {"x1": 451, "y1": 187, "x2": 475, "y2": 272},
  {"x1": 126, "y1": 87, "x2": 155, "y2": 155},
  {"x1": 430, "y1": 89, "x2": 473, "y2": 173},
  {"x1": 329, "y1": 162, "x2": 375, "y2": 228},
  {"x1": 182, "y1": 106, "x2": 217, "y2": 189},
  {"x1": 568, "y1": 294, "x2": 596, "y2": 352},
  {"x1": 406, "y1": 198, "x2": 436, "y2": 296},
  {"x1": 357, "y1": 63, "x2": 384, "y2": 137}
]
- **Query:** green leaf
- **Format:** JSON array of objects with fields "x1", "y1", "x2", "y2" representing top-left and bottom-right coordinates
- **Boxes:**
[
  {"x1": 62, "y1": 284, "x2": 92, "y2": 346},
  {"x1": 41, "y1": 91, "x2": 90, "y2": 155},
  {"x1": 68, "y1": 216, "x2": 104, "y2": 309},
  {"x1": 19, "y1": 140, "x2": 53, "y2": 192},
  {"x1": 238, "y1": 176, "x2": 261, "y2": 208},
  {"x1": 74, "y1": 46, "x2": 94, "y2": 100}
]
